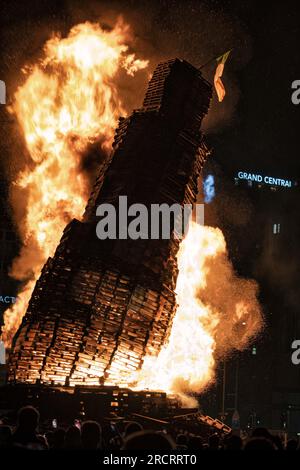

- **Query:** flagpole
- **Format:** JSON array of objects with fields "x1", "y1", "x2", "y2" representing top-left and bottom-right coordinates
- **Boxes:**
[
  {"x1": 199, "y1": 49, "x2": 233, "y2": 70},
  {"x1": 198, "y1": 54, "x2": 221, "y2": 70}
]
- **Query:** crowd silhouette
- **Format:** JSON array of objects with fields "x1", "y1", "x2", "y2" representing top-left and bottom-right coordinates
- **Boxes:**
[{"x1": 0, "y1": 405, "x2": 299, "y2": 451}]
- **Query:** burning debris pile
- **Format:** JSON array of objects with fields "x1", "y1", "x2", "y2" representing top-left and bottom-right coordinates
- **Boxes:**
[{"x1": 7, "y1": 59, "x2": 212, "y2": 387}]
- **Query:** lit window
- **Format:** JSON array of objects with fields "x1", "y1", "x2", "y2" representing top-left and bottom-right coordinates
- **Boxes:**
[
  {"x1": 252, "y1": 347, "x2": 257, "y2": 355},
  {"x1": 273, "y1": 223, "x2": 281, "y2": 234}
]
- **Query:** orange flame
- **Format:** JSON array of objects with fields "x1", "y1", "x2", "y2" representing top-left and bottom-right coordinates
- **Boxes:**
[
  {"x1": 2, "y1": 20, "x2": 262, "y2": 402},
  {"x1": 2, "y1": 19, "x2": 148, "y2": 346},
  {"x1": 132, "y1": 221, "x2": 263, "y2": 403}
]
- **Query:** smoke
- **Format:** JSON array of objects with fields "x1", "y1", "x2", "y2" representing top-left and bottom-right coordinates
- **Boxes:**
[
  {"x1": 198, "y1": 235, "x2": 263, "y2": 358},
  {"x1": 255, "y1": 200, "x2": 300, "y2": 314},
  {"x1": 65, "y1": 0, "x2": 252, "y2": 128}
]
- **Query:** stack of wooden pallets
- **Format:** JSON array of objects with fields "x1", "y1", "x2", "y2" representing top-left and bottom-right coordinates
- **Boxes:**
[{"x1": 8, "y1": 59, "x2": 212, "y2": 388}]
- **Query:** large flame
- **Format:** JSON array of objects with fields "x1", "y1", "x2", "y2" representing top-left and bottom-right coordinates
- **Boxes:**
[
  {"x1": 2, "y1": 19, "x2": 262, "y2": 401},
  {"x1": 132, "y1": 221, "x2": 263, "y2": 403},
  {"x1": 2, "y1": 19, "x2": 148, "y2": 345}
]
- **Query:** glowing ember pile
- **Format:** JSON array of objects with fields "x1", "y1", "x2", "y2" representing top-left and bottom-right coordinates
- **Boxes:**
[
  {"x1": 3, "y1": 20, "x2": 262, "y2": 400},
  {"x1": 3, "y1": 20, "x2": 148, "y2": 345}
]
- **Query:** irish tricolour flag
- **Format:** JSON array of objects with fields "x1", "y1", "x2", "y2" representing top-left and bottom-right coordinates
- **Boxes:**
[{"x1": 214, "y1": 50, "x2": 231, "y2": 102}]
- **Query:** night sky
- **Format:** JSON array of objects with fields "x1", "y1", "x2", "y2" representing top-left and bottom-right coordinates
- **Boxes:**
[
  {"x1": 1, "y1": 0, "x2": 299, "y2": 177},
  {"x1": 211, "y1": 0, "x2": 300, "y2": 179}
]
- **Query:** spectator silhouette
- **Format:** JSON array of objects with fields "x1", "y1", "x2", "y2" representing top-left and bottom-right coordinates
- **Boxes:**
[
  {"x1": 52, "y1": 428, "x2": 66, "y2": 449},
  {"x1": 11, "y1": 406, "x2": 48, "y2": 449},
  {"x1": 244, "y1": 437, "x2": 275, "y2": 450},
  {"x1": 208, "y1": 433, "x2": 220, "y2": 450},
  {"x1": 176, "y1": 433, "x2": 188, "y2": 450},
  {"x1": 188, "y1": 435, "x2": 203, "y2": 451},
  {"x1": 286, "y1": 439, "x2": 298, "y2": 451},
  {"x1": 107, "y1": 422, "x2": 124, "y2": 451},
  {"x1": 224, "y1": 434, "x2": 243, "y2": 450},
  {"x1": 0, "y1": 425, "x2": 12, "y2": 448},
  {"x1": 271, "y1": 434, "x2": 283, "y2": 451},
  {"x1": 81, "y1": 421, "x2": 102, "y2": 450},
  {"x1": 252, "y1": 427, "x2": 272, "y2": 440},
  {"x1": 123, "y1": 430, "x2": 176, "y2": 450},
  {"x1": 124, "y1": 421, "x2": 143, "y2": 437},
  {"x1": 64, "y1": 425, "x2": 82, "y2": 450},
  {"x1": 45, "y1": 430, "x2": 55, "y2": 449}
]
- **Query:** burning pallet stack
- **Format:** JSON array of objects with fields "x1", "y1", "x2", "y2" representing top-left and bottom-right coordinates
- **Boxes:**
[{"x1": 8, "y1": 59, "x2": 212, "y2": 387}]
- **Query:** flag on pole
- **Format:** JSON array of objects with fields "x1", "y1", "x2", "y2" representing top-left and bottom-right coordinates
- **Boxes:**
[{"x1": 214, "y1": 50, "x2": 231, "y2": 102}]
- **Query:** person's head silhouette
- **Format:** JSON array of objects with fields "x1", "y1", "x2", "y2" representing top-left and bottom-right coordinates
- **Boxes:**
[
  {"x1": 17, "y1": 406, "x2": 39, "y2": 433},
  {"x1": 81, "y1": 421, "x2": 102, "y2": 450}
]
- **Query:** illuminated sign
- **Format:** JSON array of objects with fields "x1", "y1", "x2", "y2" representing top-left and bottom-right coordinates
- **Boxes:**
[
  {"x1": 0, "y1": 296, "x2": 17, "y2": 304},
  {"x1": 203, "y1": 174, "x2": 215, "y2": 203},
  {"x1": 237, "y1": 172, "x2": 293, "y2": 188}
]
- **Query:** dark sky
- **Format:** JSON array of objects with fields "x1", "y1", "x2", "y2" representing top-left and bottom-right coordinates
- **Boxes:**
[
  {"x1": 1, "y1": 0, "x2": 299, "y2": 178},
  {"x1": 210, "y1": 0, "x2": 300, "y2": 180}
]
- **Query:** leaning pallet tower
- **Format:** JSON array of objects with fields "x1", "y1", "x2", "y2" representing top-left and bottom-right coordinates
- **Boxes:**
[{"x1": 8, "y1": 59, "x2": 212, "y2": 387}]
